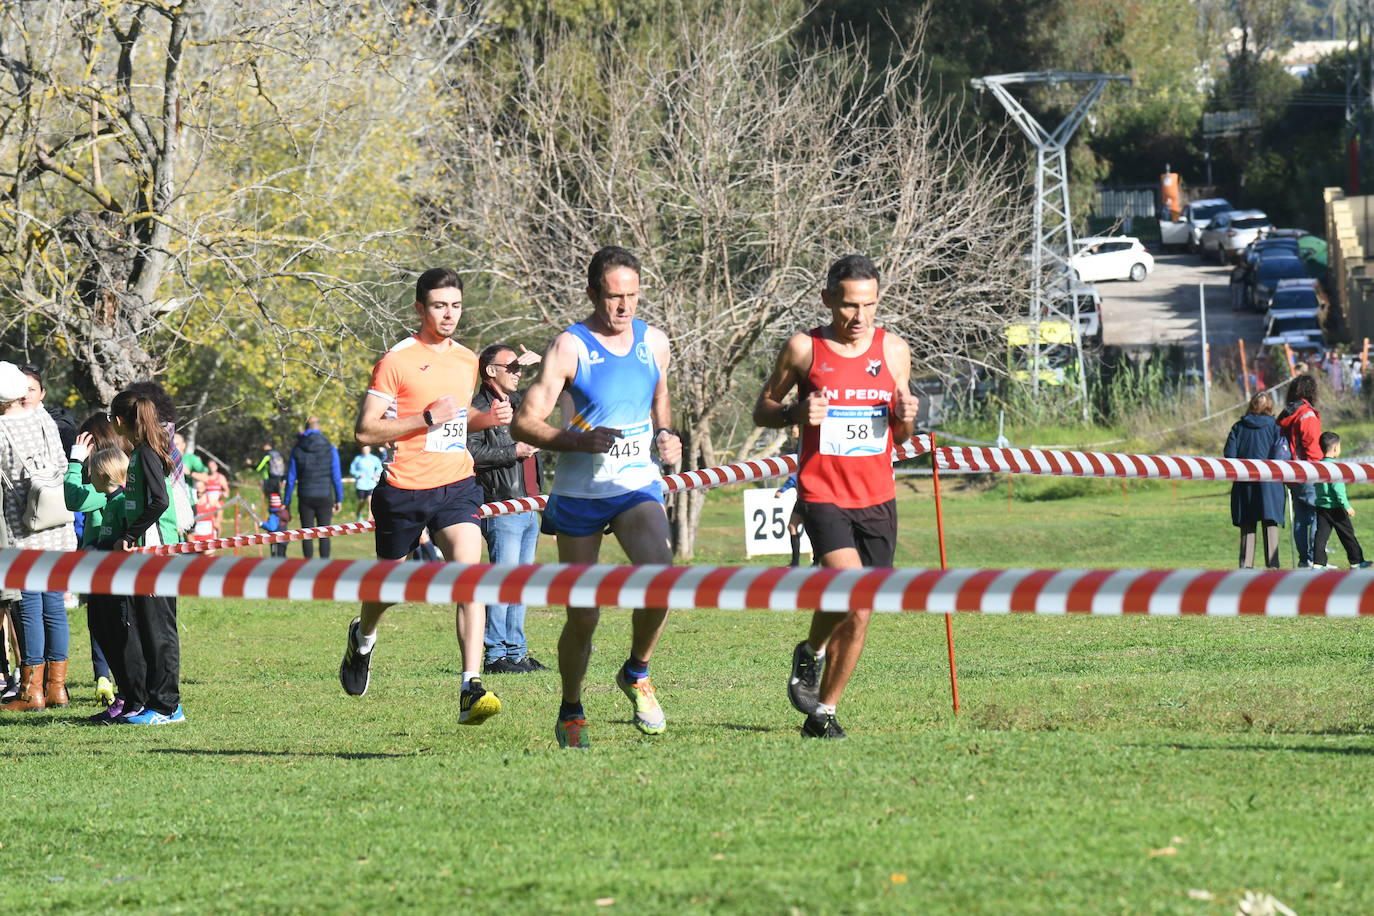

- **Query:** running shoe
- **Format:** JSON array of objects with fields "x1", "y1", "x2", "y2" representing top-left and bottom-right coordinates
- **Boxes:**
[
  {"x1": 1, "y1": 673, "x2": 16, "y2": 703},
  {"x1": 338, "y1": 617, "x2": 372, "y2": 696},
  {"x1": 788, "y1": 641, "x2": 822, "y2": 715},
  {"x1": 1355, "y1": 561, "x2": 1373, "y2": 569},
  {"x1": 95, "y1": 676, "x2": 116, "y2": 707},
  {"x1": 800, "y1": 711, "x2": 847, "y2": 739},
  {"x1": 615, "y1": 668, "x2": 666, "y2": 735},
  {"x1": 89, "y1": 698, "x2": 125, "y2": 725},
  {"x1": 120, "y1": 705, "x2": 186, "y2": 725},
  {"x1": 555, "y1": 716, "x2": 590, "y2": 749},
  {"x1": 459, "y1": 677, "x2": 501, "y2": 725}
]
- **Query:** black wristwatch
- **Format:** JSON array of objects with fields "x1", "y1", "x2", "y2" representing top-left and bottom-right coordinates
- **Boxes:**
[
  {"x1": 422, "y1": 409, "x2": 434, "y2": 428},
  {"x1": 782, "y1": 402, "x2": 797, "y2": 425},
  {"x1": 654, "y1": 427, "x2": 679, "y2": 441}
]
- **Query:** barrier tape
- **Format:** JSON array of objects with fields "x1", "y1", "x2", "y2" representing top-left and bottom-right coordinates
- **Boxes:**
[
  {"x1": 139, "y1": 435, "x2": 935, "y2": 555},
  {"x1": 939, "y1": 446, "x2": 1374, "y2": 483},
  {"x1": 5, "y1": 548, "x2": 1374, "y2": 616}
]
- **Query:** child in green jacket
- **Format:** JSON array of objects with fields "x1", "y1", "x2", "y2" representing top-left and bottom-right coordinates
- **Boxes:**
[{"x1": 1312, "y1": 432, "x2": 1372, "y2": 569}]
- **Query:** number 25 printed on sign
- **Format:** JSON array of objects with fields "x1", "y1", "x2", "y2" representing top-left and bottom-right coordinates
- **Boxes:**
[{"x1": 742, "y1": 488, "x2": 810, "y2": 557}]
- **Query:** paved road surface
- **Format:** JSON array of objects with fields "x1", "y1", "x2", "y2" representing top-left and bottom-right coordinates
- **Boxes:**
[{"x1": 1099, "y1": 252, "x2": 1265, "y2": 355}]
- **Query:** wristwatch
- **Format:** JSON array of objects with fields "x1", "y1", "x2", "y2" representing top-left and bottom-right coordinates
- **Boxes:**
[{"x1": 422, "y1": 409, "x2": 434, "y2": 427}]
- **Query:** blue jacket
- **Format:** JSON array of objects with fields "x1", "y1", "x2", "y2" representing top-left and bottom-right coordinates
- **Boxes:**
[
  {"x1": 284, "y1": 429, "x2": 343, "y2": 504},
  {"x1": 1224, "y1": 413, "x2": 1286, "y2": 526}
]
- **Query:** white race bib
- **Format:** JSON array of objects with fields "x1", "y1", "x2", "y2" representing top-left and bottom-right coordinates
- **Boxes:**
[
  {"x1": 591, "y1": 420, "x2": 653, "y2": 481},
  {"x1": 424, "y1": 409, "x2": 468, "y2": 453},
  {"x1": 819, "y1": 406, "x2": 888, "y2": 457}
]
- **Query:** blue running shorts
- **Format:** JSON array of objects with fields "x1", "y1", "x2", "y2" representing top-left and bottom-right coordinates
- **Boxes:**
[{"x1": 540, "y1": 484, "x2": 663, "y2": 537}]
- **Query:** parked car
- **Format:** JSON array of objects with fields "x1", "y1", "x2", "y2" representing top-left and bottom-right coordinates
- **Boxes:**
[
  {"x1": 1243, "y1": 235, "x2": 1301, "y2": 269},
  {"x1": 1068, "y1": 236, "x2": 1153, "y2": 283},
  {"x1": 1158, "y1": 197, "x2": 1232, "y2": 252},
  {"x1": 1262, "y1": 307, "x2": 1324, "y2": 350},
  {"x1": 1200, "y1": 210, "x2": 1272, "y2": 263},
  {"x1": 1266, "y1": 277, "x2": 1337, "y2": 340},
  {"x1": 1248, "y1": 254, "x2": 1309, "y2": 311}
]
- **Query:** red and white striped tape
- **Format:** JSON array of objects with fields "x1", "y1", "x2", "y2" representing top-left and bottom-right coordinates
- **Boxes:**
[
  {"x1": 141, "y1": 435, "x2": 935, "y2": 554},
  {"x1": 939, "y1": 445, "x2": 1374, "y2": 483},
  {"x1": 5, "y1": 548, "x2": 1373, "y2": 616}
]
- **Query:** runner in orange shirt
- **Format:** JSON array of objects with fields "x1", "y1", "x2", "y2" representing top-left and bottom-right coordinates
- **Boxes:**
[{"x1": 338, "y1": 267, "x2": 513, "y2": 726}]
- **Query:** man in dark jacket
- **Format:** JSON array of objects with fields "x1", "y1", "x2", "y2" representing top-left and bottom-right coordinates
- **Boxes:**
[
  {"x1": 284, "y1": 417, "x2": 343, "y2": 558},
  {"x1": 468, "y1": 344, "x2": 547, "y2": 673}
]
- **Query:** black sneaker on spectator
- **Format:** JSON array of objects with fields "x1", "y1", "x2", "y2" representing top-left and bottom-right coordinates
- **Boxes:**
[
  {"x1": 517, "y1": 655, "x2": 550, "y2": 672},
  {"x1": 482, "y1": 658, "x2": 523, "y2": 675}
]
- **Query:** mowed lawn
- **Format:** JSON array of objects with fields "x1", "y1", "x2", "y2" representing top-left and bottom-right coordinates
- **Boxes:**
[{"x1": 10, "y1": 477, "x2": 1374, "y2": 914}]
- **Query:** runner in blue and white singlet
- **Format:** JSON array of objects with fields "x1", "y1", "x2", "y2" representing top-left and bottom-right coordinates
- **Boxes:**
[{"x1": 552, "y1": 318, "x2": 661, "y2": 500}]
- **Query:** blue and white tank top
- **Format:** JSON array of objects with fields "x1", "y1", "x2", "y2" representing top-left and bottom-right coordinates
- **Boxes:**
[{"x1": 552, "y1": 318, "x2": 661, "y2": 498}]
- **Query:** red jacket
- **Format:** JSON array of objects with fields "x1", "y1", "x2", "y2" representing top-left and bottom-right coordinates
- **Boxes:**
[{"x1": 1277, "y1": 398, "x2": 1322, "y2": 460}]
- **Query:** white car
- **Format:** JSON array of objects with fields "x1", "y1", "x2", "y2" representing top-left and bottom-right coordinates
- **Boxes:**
[
  {"x1": 1159, "y1": 197, "x2": 1232, "y2": 251},
  {"x1": 1200, "y1": 209, "x2": 1272, "y2": 263},
  {"x1": 1068, "y1": 236, "x2": 1153, "y2": 283}
]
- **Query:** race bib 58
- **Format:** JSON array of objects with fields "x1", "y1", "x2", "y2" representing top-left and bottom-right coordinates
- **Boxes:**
[{"x1": 819, "y1": 406, "x2": 888, "y2": 457}]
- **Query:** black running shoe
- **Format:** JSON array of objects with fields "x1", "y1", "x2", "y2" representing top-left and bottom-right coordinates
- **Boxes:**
[
  {"x1": 519, "y1": 655, "x2": 550, "y2": 672},
  {"x1": 483, "y1": 658, "x2": 523, "y2": 675},
  {"x1": 788, "y1": 641, "x2": 822, "y2": 714},
  {"x1": 338, "y1": 617, "x2": 372, "y2": 696},
  {"x1": 800, "y1": 711, "x2": 847, "y2": 739}
]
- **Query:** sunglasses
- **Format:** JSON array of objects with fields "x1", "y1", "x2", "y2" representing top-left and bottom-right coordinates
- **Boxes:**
[{"x1": 495, "y1": 362, "x2": 524, "y2": 374}]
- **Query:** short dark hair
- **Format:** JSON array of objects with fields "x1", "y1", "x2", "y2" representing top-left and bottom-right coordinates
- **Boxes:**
[
  {"x1": 17, "y1": 363, "x2": 41, "y2": 385},
  {"x1": 1320, "y1": 431, "x2": 1340, "y2": 453},
  {"x1": 121, "y1": 380, "x2": 177, "y2": 423},
  {"x1": 824, "y1": 255, "x2": 880, "y2": 295},
  {"x1": 415, "y1": 267, "x2": 463, "y2": 304},
  {"x1": 1286, "y1": 373, "x2": 1317, "y2": 405},
  {"x1": 478, "y1": 343, "x2": 515, "y2": 375},
  {"x1": 586, "y1": 246, "x2": 640, "y2": 296}
]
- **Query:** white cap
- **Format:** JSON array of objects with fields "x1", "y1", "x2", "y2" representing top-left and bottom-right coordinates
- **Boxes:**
[{"x1": 0, "y1": 362, "x2": 27, "y2": 402}]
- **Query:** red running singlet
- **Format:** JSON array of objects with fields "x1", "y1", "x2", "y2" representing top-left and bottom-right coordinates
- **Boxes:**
[{"x1": 798, "y1": 327, "x2": 896, "y2": 508}]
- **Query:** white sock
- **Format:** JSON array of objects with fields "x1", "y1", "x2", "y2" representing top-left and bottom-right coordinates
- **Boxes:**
[
  {"x1": 356, "y1": 628, "x2": 377, "y2": 655},
  {"x1": 462, "y1": 671, "x2": 478, "y2": 690},
  {"x1": 815, "y1": 702, "x2": 836, "y2": 716},
  {"x1": 807, "y1": 642, "x2": 825, "y2": 661}
]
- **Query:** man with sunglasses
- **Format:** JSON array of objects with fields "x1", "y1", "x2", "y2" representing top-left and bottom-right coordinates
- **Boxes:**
[{"x1": 467, "y1": 344, "x2": 548, "y2": 674}]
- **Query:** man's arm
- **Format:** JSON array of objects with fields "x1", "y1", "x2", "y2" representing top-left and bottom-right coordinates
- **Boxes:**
[
  {"x1": 884, "y1": 332, "x2": 918, "y2": 443},
  {"x1": 753, "y1": 333, "x2": 813, "y2": 428},
  {"x1": 512, "y1": 332, "x2": 618, "y2": 453},
  {"x1": 646, "y1": 327, "x2": 682, "y2": 466},
  {"x1": 283, "y1": 449, "x2": 298, "y2": 504},
  {"x1": 330, "y1": 446, "x2": 343, "y2": 505}
]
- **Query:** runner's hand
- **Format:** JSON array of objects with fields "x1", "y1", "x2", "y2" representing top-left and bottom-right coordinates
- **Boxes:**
[
  {"x1": 489, "y1": 397, "x2": 513, "y2": 425},
  {"x1": 425, "y1": 394, "x2": 460, "y2": 425},
  {"x1": 578, "y1": 426, "x2": 621, "y2": 453},
  {"x1": 656, "y1": 429, "x2": 682, "y2": 466},
  {"x1": 803, "y1": 391, "x2": 828, "y2": 426},
  {"x1": 893, "y1": 388, "x2": 919, "y2": 425}
]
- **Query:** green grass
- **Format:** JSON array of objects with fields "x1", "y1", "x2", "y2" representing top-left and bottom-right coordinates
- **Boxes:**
[{"x1": 10, "y1": 480, "x2": 1374, "y2": 913}]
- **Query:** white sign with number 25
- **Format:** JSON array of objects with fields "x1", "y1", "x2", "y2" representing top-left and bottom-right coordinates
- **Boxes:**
[{"x1": 742, "y1": 487, "x2": 812, "y2": 558}]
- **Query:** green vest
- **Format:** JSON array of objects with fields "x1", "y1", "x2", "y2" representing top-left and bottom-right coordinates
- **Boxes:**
[{"x1": 123, "y1": 447, "x2": 183, "y2": 546}]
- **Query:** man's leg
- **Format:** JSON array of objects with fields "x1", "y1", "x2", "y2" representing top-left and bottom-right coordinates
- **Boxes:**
[
  {"x1": 507, "y1": 511, "x2": 541, "y2": 661},
  {"x1": 805, "y1": 547, "x2": 866, "y2": 708},
  {"x1": 554, "y1": 531, "x2": 604, "y2": 708},
  {"x1": 480, "y1": 515, "x2": 515, "y2": 667},
  {"x1": 299, "y1": 498, "x2": 320, "y2": 559},
  {"x1": 431, "y1": 521, "x2": 487, "y2": 675},
  {"x1": 609, "y1": 500, "x2": 673, "y2": 662},
  {"x1": 315, "y1": 497, "x2": 335, "y2": 559},
  {"x1": 1313, "y1": 510, "x2": 1334, "y2": 567}
]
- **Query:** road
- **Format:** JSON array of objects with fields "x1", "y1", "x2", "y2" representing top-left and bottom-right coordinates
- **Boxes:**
[{"x1": 1099, "y1": 252, "x2": 1265, "y2": 354}]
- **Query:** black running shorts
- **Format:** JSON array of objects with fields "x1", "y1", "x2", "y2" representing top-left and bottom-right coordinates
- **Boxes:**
[
  {"x1": 796, "y1": 499, "x2": 897, "y2": 568},
  {"x1": 372, "y1": 476, "x2": 483, "y2": 560}
]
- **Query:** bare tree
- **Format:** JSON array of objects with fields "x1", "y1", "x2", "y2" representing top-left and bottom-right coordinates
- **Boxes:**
[
  {"x1": 0, "y1": 0, "x2": 492, "y2": 412},
  {"x1": 432, "y1": 10, "x2": 1028, "y2": 556}
]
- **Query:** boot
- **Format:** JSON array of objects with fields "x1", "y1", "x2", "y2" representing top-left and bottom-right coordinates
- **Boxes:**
[
  {"x1": 0, "y1": 664, "x2": 46, "y2": 712},
  {"x1": 44, "y1": 659, "x2": 69, "y2": 708}
]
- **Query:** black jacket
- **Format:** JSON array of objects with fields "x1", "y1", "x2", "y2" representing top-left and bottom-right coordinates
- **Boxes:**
[
  {"x1": 467, "y1": 385, "x2": 544, "y2": 501},
  {"x1": 284, "y1": 429, "x2": 343, "y2": 503}
]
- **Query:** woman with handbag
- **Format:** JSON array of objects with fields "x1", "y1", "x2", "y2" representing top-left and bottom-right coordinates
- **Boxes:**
[
  {"x1": 1224, "y1": 390, "x2": 1287, "y2": 569},
  {"x1": 0, "y1": 361, "x2": 76, "y2": 712}
]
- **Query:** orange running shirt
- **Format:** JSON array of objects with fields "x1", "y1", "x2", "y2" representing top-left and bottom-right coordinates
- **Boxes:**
[{"x1": 366, "y1": 336, "x2": 479, "y2": 491}]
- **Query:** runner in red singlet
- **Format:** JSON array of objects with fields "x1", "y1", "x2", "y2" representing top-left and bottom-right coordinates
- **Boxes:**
[{"x1": 753, "y1": 255, "x2": 918, "y2": 739}]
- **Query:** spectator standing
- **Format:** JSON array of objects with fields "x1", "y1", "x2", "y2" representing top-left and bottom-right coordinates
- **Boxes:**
[
  {"x1": 251, "y1": 442, "x2": 286, "y2": 509},
  {"x1": 468, "y1": 343, "x2": 548, "y2": 674},
  {"x1": 175, "y1": 433, "x2": 206, "y2": 505},
  {"x1": 0, "y1": 361, "x2": 77, "y2": 712},
  {"x1": 18, "y1": 364, "x2": 78, "y2": 455},
  {"x1": 261, "y1": 494, "x2": 290, "y2": 558},
  {"x1": 284, "y1": 418, "x2": 343, "y2": 558},
  {"x1": 1277, "y1": 374, "x2": 1323, "y2": 567},
  {"x1": 71, "y1": 445, "x2": 133, "y2": 722},
  {"x1": 1223, "y1": 391, "x2": 1286, "y2": 569},
  {"x1": 1312, "y1": 432, "x2": 1371, "y2": 570},
  {"x1": 350, "y1": 445, "x2": 383, "y2": 521}
]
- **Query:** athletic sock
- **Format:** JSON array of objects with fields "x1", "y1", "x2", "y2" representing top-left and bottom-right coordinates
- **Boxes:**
[
  {"x1": 559, "y1": 701, "x2": 585, "y2": 721},
  {"x1": 814, "y1": 702, "x2": 837, "y2": 717},
  {"x1": 622, "y1": 655, "x2": 649, "y2": 683},
  {"x1": 806, "y1": 642, "x2": 825, "y2": 661},
  {"x1": 356, "y1": 627, "x2": 377, "y2": 655},
  {"x1": 461, "y1": 671, "x2": 478, "y2": 691}
]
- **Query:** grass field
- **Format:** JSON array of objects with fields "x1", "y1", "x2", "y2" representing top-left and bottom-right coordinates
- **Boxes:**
[{"x1": 10, "y1": 475, "x2": 1374, "y2": 913}]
